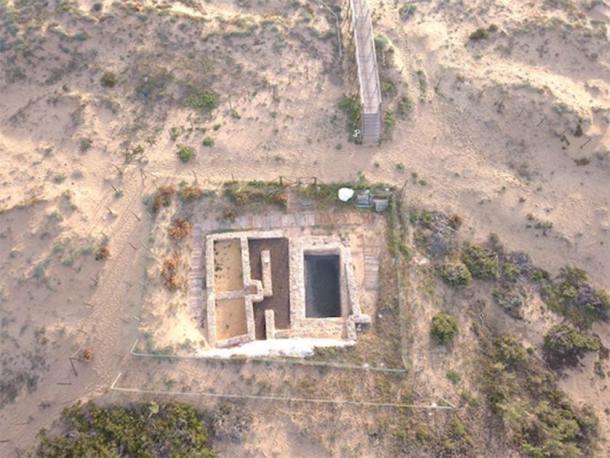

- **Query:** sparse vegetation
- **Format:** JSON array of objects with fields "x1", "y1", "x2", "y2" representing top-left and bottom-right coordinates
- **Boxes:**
[
  {"x1": 178, "y1": 182, "x2": 205, "y2": 202},
  {"x1": 148, "y1": 186, "x2": 176, "y2": 213},
  {"x1": 223, "y1": 180, "x2": 288, "y2": 209},
  {"x1": 483, "y1": 335, "x2": 598, "y2": 457}
]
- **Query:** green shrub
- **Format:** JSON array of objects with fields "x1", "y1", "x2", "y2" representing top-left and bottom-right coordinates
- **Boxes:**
[
  {"x1": 469, "y1": 24, "x2": 498, "y2": 42},
  {"x1": 446, "y1": 370, "x2": 461, "y2": 384},
  {"x1": 338, "y1": 95, "x2": 361, "y2": 139},
  {"x1": 438, "y1": 262, "x2": 472, "y2": 288},
  {"x1": 492, "y1": 286, "x2": 526, "y2": 318},
  {"x1": 383, "y1": 110, "x2": 395, "y2": 132},
  {"x1": 186, "y1": 90, "x2": 219, "y2": 113},
  {"x1": 100, "y1": 71, "x2": 117, "y2": 88},
  {"x1": 382, "y1": 80, "x2": 397, "y2": 98},
  {"x1": 397, "y1": 95, "x2": 412, "y2": 119},
  {"x1": 495, "y1": 336, "x2": 527, "y2": 367},
  {"x1": 399, "y1": 4, "x2": 416, "y2": 21},
  {"x1": 461, "y1": 244, "x2": 499, "y2": 280},
  {"x1": 35, "y1": 402, "x2": 214, "y2": 457},
  {"x1": 202, "y1": 137, "x2": 214, "y2": 147},
  {"x1": 177, "y1": 145, "x2": 195, "y2": 163},
  {"x1": 544, "y1": 324, "x2": 600, "y2": 367},
  {"x1": 430, "y1": 312, "x2": 459, "y2": 345},
  {"x1": 547, "y1": 267, "x2": 610, "y2": 327},
  {"x1": 501, "y1": 261, "x2": 520, "y2": 282}
]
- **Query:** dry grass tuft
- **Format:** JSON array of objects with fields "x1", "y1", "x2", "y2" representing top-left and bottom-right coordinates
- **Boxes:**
[
  {"x1": 161, "y1": 254, "x2": 181, "y2": 290},
  {"x1": 168, "y1": 218, "x2": 192, "y2": 241}
]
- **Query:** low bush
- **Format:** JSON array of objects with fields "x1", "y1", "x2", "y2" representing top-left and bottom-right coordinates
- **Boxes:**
[
  {"x1": 168, "y1": 218, "x2": 192, "y2": 241},
  {"x1": 492, "y1": 286, "x2": 526, "y2": 319},
  {"x1": 100, "y1": 71, "x2": 117, "y2": 88},
  {"x1": 161, "y1": 254, "x2": 181, "y2": 290},
  {"x1": 149, "y1": 186, "x2": 176, "y2": 213},
  {"x1": 438, "y1": 261, "x2": 472, "y2": 288},
  {"x1": 338, "y1": 95, "x2": 361, "y2": 140},
  {"x1": 430, "y1": 312, "x2": 459, "y2": 345},
  {"x1": 446, "y1": 370, "x2": 461, "y2": 384},
  {"x1": 399, "y1": 4, "x2": 416, "y2": 21},
  {"x1": 412, "y1": 210, "x2": 459, "y2": 259},
  {"x1": 94, "y1": 237, "x2": 110, "y2": 261},
  {"x1": 397, "y1": 95, "x2": 412, "y2": 119},
  {"x1": 544, "y1": 324, "x2": 601, "y2": 368},
  {"x1": 461, "y1": 244, "x2": 500, "y2": 280},
  {"x1": 540, "y1": 266, "x2": 610, "y2": 328},
  {"x1": 469, "y1": 25, "x2": 497, "y2": 42},
  {"x1": 186, "y1": 90, "x2": 219, "y2": 113},
  {"x1": 35, "y1": 402, "x2": 214, "y2": 457},
  {"x1": 177, "y1": 145, "x2": 195, "y2": 163}
]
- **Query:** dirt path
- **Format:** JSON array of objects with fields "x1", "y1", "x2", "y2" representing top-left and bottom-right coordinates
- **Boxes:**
[{"x1": 0, "y1": 169, "x2": 152, "y2": 455}]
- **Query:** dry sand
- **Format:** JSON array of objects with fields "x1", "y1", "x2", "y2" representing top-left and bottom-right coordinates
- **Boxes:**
[{"x1": 0, "y1": 0, "x2": 609, "y2": 455}]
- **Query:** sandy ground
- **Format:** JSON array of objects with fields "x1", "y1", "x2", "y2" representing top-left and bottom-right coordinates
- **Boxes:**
[{"x1": 0, "y1": 0, "x2": 609, "y2": 455}]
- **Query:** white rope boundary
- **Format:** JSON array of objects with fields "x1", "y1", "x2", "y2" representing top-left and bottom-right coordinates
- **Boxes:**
[
  {"x1": 110, "y1": 372, "x2": 456, "y2": 410},
  {"x1": 129, "y1": 339, "x2": 407, "y2": 374}
]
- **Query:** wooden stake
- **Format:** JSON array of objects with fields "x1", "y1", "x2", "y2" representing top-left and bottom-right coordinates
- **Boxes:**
[
  {"x1": 580, "y1": 138, "x2": 592, "y2": 149},
  {"x1": 69, "y1": 358, "x2": 78, "y2": 377}
]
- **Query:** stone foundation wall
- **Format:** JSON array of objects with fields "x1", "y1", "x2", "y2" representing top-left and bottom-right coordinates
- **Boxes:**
[{"x1": 204, "y1": 230, "x2": 370, "y2": 347}]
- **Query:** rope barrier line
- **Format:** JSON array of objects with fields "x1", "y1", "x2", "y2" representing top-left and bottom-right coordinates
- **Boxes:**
[
  {"x1": 129, "y1": 339, "x2": 407, "y2": 374},
  {"x1": 109, "y1": 372, "x2": 455, "y2": 410}
]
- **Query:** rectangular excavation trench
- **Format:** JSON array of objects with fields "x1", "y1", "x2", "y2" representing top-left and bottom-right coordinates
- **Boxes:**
[
  {"x1": 213, "y1": 239, "x2": 243, "y2": 293},
  {"x1": 215, "y1": 297, "x2": 248, "y2": 341},
  {"x1": 248, "y1": 238, "x2": 290, "y2": 340},
  {"x1": 304, "y1": 254, "x2": 341, "y2": 318}
]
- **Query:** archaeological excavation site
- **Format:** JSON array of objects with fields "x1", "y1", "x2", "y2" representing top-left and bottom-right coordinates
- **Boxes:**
[
  {"x1": 138, "y1": 181, "x2": 392, "y2": 359},
  {"x1": 2, "y1": 0, "x2": 609, "y2": 455}
]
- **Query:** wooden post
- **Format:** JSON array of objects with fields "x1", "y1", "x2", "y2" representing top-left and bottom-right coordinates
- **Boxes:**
[{"x1": 69, "y1": 357, "x2": 78, "y2": 377}]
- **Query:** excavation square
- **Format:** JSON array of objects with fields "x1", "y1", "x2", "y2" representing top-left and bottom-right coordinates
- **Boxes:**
[{"x1": 305, "y1": 254, "x2": 341, "y2": 318}]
